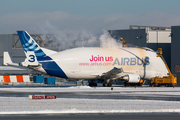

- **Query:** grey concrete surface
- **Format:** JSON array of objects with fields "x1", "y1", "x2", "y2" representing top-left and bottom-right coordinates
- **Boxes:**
[{"x1": 0, "y1": 113, "x2": 180, "y2": 120}]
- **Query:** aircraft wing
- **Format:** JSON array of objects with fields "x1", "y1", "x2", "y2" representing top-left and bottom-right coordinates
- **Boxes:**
[{"x1": 94, "y1": 67, "x2": 129, "y2": 80}]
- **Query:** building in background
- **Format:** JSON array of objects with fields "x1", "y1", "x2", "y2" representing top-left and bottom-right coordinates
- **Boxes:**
[
  {"x1": 171, "y1": 26, "x2": 180, "y2": 85},
  {"x1": 108, "y1": 25, "x2": 171, "y2": 70}
]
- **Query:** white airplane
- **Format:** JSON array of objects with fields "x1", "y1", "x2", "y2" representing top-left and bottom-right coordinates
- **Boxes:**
[{"x1": 4, "y1": 31, "x2": 169, "y2": 87}]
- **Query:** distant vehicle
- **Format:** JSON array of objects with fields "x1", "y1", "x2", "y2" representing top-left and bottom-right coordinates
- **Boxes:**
[{"x1": 4, "y1": 31, "x2": 170, "y2": 87}]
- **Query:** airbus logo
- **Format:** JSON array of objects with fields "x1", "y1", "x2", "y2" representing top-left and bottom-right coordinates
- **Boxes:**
[{"x1": 112, "y1": 57, "x2": 150, "y2": 66}]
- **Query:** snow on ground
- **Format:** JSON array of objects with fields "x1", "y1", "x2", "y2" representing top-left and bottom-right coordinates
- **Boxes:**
[
  {"x1": 0, "y1": 86, "x2": 180, "y2": 94},
  {"x1": 0, "y1": 97, "x2": 180, "y2": 114},
  {"x1": 0, "y1": 87, "x2": 180, "y2": 114},
  {"x1": 119, "y1": 92, "x2": 180, "y2": 96}
]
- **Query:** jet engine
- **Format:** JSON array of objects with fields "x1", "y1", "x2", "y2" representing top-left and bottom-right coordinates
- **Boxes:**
[{"x1": 123, "y1": 74, "x2": 141, "y2": 83}]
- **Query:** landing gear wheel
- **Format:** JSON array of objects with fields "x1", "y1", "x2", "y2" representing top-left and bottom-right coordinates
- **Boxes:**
[
  {"x1": 103, "y1": 83, "x2": 108, "y2": 87},
  {"x1": 124, "y1": 82, "x2": 127, "y2": 87},
  {"x1": 108, "y1": 83, "x2": 112, "y2": 87}
]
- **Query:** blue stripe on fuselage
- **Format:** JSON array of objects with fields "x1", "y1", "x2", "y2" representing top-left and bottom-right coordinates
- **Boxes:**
[{"x1": 37, "y1": 56, "x2": 67, "y2": 78}]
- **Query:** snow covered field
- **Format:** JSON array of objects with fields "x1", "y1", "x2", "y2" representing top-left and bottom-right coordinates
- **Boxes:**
[
  {"x1": 0, "y1": 97, "x2": 180, "y2": 114},
  {"x1": 0, "y1": 86, "x2": 180, "y2": 114},
  {"x1": 0, "y1": 86, "x2": 180, "y2": 93}
]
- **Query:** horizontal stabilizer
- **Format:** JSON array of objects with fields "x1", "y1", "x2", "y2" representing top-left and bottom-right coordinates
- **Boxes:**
[{"x1": 3, "y1": 52, "x2": 19, "y2": 66}]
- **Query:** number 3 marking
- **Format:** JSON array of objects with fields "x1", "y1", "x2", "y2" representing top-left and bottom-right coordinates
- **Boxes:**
[{"x1": 28, "y1": 55, "x2": 35, "y2": 62}]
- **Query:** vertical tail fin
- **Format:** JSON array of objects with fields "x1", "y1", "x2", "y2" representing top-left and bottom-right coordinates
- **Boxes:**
[
  {"x1": 17, "y1": 31, "x2": 46, "y2": 58},
  {"x1": 17, "y1": 31, "x2": 67, "y2": 78}
]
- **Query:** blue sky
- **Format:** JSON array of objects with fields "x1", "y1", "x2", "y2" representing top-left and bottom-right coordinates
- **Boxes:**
[
  {"x1": 1, "y1": 0, "x2": 180, "y2": 16},
  {"x1": 0, "y1": 0, "x2": 180, "y2": 34}
]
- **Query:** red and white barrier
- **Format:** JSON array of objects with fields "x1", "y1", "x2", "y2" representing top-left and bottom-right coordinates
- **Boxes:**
[
  {"x1": 29, "y1": 95, "x2": 56, "y2": 99},
  {"x1": 0, "y1": 75, "x2": 30, "y2": 83}
]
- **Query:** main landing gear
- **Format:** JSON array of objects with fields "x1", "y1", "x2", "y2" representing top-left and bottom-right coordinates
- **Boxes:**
[
  {"x1": 103, "y1": 79, "x2": 113, "y2": 87},
  {"x1": 103, "y1": 83, "x2": 112, "y2": 87},
  {"x1": 88, "y1": 79, "x2": 113, "y2": 87},
  {"x1": 89, "y1": 80, "x2": 97, "y2": 87}
]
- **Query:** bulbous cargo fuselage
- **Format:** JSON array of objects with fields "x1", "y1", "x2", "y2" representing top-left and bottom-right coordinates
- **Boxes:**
[{"x1": 36, "y1": 47, "x2": 169, "y2": 80}]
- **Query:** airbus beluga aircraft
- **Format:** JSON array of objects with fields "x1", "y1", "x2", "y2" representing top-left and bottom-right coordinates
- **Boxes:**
[{"x1": 4, "y1": 31, "x2": 169, "y2": 87}]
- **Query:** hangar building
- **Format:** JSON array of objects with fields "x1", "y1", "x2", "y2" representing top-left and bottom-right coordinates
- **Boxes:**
[
  {"x1": 108, "y1": 25, "x2": 171, "y2": 70},
  {"x1": 171, "y1": 26, "x2": 180, "y2": 85}
]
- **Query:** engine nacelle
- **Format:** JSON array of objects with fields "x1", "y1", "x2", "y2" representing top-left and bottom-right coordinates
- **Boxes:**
[{"x1": 123, "y1": 74, "x2": 141, "y2": 83}]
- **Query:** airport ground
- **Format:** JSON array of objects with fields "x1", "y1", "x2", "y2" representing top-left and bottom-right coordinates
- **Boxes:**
[
  {"x1": 0, "y1": 113, "x2": 180, "y2": 120},
  {"x1": 0, "y1": 86, "x2": 180, "y2": 119}
]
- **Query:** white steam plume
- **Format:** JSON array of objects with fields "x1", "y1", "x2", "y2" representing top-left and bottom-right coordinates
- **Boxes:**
[
  {"x1": 99, "y1": 30, "x2": 122, "y2": 48},
  {"x1": 36, "y1": 21, "x2": 122, "y2": 51}
]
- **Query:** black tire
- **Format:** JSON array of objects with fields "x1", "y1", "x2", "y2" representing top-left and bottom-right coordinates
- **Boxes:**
[
  {"x1": 108, "y1": 83, "x2": 112, "y2": 87},
  {"x1": 103, "y1": 83, "x2": 108, "y2": 87},
  {"x1": 124, "y1": 82, "x2": 127, "y2": 87}
]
